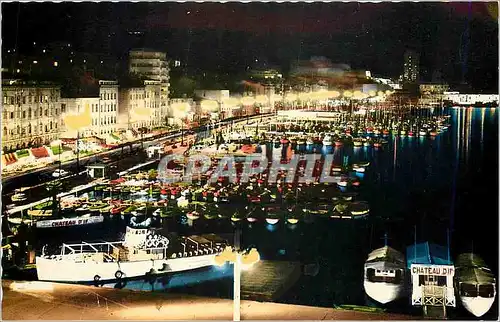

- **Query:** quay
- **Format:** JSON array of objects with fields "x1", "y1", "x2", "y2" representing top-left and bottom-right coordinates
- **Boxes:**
[{"x1": 2, "y1": 280, "x2": 414, "y2": 320}]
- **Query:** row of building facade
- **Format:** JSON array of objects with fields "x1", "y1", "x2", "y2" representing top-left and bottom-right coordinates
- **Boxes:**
[
  {"x1": 2, "y1": 49, "x2": 173, "y2": 152},
  {"x1": 1, "y1": 78, "x2": 171, "y2": 152}
]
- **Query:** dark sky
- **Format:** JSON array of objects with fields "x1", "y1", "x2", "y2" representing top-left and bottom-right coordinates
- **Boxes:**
[{"x1": 2, "y1": 2, "x2": 498, "y2": 90}]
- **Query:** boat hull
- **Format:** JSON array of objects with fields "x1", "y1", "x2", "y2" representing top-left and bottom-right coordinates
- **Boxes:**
[
  {"x1": 363, "y1": 281, "x2": 404, "y2": 304},
  {"x1": 36, "y1": 254, "x2": 217, "y2": 283},
  {"x1": 460, "y1": 296, "x2": 495, "y2": 317}
]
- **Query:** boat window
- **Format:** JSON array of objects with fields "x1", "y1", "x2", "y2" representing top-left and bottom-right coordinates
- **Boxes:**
[
  {"x1": 478, "y1": 284, "x2": 495, "y2": 298},
  {"x1": 461, "y1": 283, "x2": 478, "y2": 297}
]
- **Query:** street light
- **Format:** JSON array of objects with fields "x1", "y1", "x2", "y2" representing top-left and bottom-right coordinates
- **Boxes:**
[{"x1": 214, "y1": 243, "x2": 260, "y2": 321}]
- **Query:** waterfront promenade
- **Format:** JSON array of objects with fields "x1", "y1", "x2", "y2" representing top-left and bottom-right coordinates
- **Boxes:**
[{"x1": 2, "y1": 280, "x2": 414, "y2": 320}]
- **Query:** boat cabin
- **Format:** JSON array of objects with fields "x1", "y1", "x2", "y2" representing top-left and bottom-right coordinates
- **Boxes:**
[
  {"x1": 147, "y1": 146, "x2": 165, "y2": 159},
  {"x1": 86, "y1": 163, "x2": 108, "y2": 179},
  {"x1": 455, "y1": 253, "x2": 496, "y2": 299},
  {"x1": 406, "y1": 242, "x2": 456, "y2": 308},
  {"x1": 458, "y1": 268, "x2": 496, "y2": 298}
]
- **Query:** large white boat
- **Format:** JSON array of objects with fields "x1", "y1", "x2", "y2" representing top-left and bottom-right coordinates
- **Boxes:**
[
  {"x1": 36, "y1": 226, "x2": 227, "y2": 283},
  {"x1": 363, "y1": 244, "x2": 406, "y2": 304},
  {"x1": 455, "y1": 253, "x2": 496, "y2": 317}
]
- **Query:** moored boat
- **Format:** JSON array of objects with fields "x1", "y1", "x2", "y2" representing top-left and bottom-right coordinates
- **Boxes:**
[
  {"x1": 265, "y1": 212, "x2": 281, "y2": 225},
  {"x1": 36, "y1": 226, "x2": 227, "y2": 283},
  {"x1": 455, "y1": 253, "x2": 496, "y2": 317}
]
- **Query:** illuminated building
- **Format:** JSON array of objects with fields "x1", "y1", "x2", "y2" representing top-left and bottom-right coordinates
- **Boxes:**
[
  {"x1": 418, "y1": 83, "x2": 450, "y2": 106},
  {"x1": 128, "y1": 49, "x2": 170, "y2": 124},
  {"x1": 443, "y1": 92, "x2": 499, "y2": 106},
  {"x1": 60, "y1": 80, "x2": 119, "y2": 138},
  {"x1": 403, "y1": 50, "x2": 420, "y2": 84},
  {"x1": 118, "y1": 80, "x2": 163, "y2": 130}
]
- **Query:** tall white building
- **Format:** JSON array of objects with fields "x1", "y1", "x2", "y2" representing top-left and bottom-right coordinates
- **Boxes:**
[
  {"x1": 128, "y1": 49, "x2": 170, "y2": 122},
  {"x1": 97, "y1": 80, "x2": 119, "y2": 136},
  {"x1": 118, "y1": 80, "x2": 163, "y2": 130},
  {"x1": 403, "y1": 50, "x2": 420, "y2": 84},
  {"x1": 2, "y1": 79, "x2": 63, "y2": 152}
]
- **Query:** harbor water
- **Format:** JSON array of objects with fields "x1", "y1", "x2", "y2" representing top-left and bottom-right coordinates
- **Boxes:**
[{"x1": 17, "y1": 107, "x2": 499, "y2": 319}]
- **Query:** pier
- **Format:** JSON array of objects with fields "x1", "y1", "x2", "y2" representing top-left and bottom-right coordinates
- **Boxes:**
[
  {"x1": 5, "y1": 179, "x2": 108, "y2": 216},
  {"x1": 241, "y1": 260, "x2": 301, "y2": 301},
  {"x1": 2, "y1": 280, "x2": 414, "y2": 320}
]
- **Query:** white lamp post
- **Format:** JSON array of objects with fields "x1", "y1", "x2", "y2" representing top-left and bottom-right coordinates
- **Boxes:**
[{"x1": 214, "y1": 243, "x2": 260, "y2": 321}]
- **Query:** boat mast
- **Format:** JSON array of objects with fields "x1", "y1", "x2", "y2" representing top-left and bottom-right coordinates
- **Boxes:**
[{"x1": 414, "y1": 225, "x2": 417, "y2": 264}]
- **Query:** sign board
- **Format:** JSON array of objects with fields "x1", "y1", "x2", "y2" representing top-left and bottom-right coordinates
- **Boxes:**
[
  {"x1": 411, "y1": 264, "x2": 455, "y2": 277},
  {"x1": 36, "y1": 216, "x2": 104, "y2": 229}
]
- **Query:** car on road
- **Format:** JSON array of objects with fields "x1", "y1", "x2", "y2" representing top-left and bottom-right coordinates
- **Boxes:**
[{"x1": 52, "y1": 169, "x2": 69, "y2": 178}]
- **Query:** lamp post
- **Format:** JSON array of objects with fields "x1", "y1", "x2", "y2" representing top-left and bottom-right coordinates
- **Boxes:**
[{"x1": 214, "y1": 234, "x2": 260, "y2": 321}]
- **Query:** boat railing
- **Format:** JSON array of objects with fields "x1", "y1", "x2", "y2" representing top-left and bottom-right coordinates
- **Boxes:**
[{"x1": 60, "y1": 241, "x2": 123, "y2": 256}]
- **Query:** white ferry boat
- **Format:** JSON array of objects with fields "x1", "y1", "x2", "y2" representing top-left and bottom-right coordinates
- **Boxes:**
[{"x1": 36, "y1": 226, "x2": 227, "y2": 283}]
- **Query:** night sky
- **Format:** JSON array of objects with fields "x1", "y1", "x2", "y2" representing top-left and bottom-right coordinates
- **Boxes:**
[{"x1": 2, "y1": 2, "x2": 498, "y2": 90}]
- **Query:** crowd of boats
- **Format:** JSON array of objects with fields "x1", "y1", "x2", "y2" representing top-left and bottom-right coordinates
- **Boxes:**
[{"x1": 5, "y1": 109, "x2": 492, "y2": 319}]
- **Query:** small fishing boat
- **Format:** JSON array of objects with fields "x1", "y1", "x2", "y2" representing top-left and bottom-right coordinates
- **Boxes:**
[
  {"x1": 265, "y1": 212, "x2": 281, "y2": 225},
  {"x1": 230, "y1": 211, "x2": 244, "y2": 222},
  {"x1": 455, "y1": 253, "x2": 496, "y2": 317},
  {"x1": 11, "y1": 192, "x2": 27, "y2": 202},
  {"x1": 331, "y1": 164, "x2": 343, "y2": 172},
  {"x1": 352, "y1": 166, "x2": 366, "y2": 173},
  {"x1": 349, "y1": 201, "x2": 370, "y2": 218},
  {"x1": 203, "y1": 206, "x2": 218, "y2": 220},
  {"x1": 353, "y1": 139, "x2": 364, "y2": 147},
  {"x1": 186, "y1": 211, "x2": 200, "y2": 220},
  {"x1": 322, "y1": 135, "x2": 333, "y2": 146}
]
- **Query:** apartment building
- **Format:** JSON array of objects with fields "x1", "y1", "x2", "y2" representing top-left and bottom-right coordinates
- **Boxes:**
[
  {"x1": 60, "y1": 80, "x2": 119, "y2": 138},
  {"x1": 118, "y1": 80, "x2": 163, "y2": 130},
  {"x1": 129, "y1": 49, "x2": 170, "y2": 121}
]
